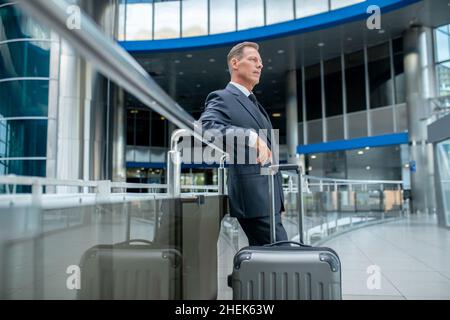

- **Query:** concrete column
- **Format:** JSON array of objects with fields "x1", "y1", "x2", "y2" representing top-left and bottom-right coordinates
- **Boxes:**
[
  {"x1": 286, "y1": 70, "x2": 299, "y2": 165},
  {"x1": 403, "y1": 26, "x2": 437, "y2": 214}
]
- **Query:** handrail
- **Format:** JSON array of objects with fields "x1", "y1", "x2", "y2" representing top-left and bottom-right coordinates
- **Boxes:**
[{"x1": 303, "y1": 175, "x2": 403, "y2": 185}]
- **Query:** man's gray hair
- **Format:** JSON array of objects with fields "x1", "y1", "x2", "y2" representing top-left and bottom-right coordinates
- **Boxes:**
[{"x1": 227, "y1": 41, "x2": 259, "y2": 75}]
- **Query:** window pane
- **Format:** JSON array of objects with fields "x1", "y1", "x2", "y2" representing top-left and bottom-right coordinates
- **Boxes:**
[
  {"x1": 1, "y1": 119, "x2": 47, "y2": 158},
  {"x1": 151, "y1": 111, "x2": 166, "y2": 147},
  {"x1": 266, "y1": 0, "x2": 293, "y2": 25},
  {"x1": 435, "y1": 26, "x2": 450, "y2": 63},
  {"x1": 118, "y1": 0, "x2": 126, "y2": 40},
  {"x1": 210, "y1": 0, "x2": 235, "y2": 34},
  {"x1": 0, "y1": 41, "x2": 50, "y2": 79},
  {"x1": 182, "y1": 0, "x2": 207, "y2": 37},
  {"x1": 127, "y1": 109, "x2": 136, "y2": 145},
  {"x1": 368, "y1": 42, "x2": 393, "y2": 108},
  {"x1": 326, "y1": 116, "x2": 344, "y2": 141},
  {"x1": 324, "y1": 58, "x2": 343, "y2": 117},
  {"x1": 437, "y1": 61, "x2": 450, "y2": 97},
  {"x1": 0, "y1": 80, "x2": 49, "y2": 117},
  {"x1": 0, "y1": 159, "x2": 46, "y2": 177},
  {"x1": 0, "y1": 3, "x2": 50, "y2": 41},
  {"x1": 307, "y1": 119, "x2": 322, "y2": 144},
  {"x1": 345, "y1": 50, "x2": 366, "y2": 112},
  {"x1": 331, "y1": 0, "x2": 365, "y2": 10},
  {"x1": 347, "y1": 112, "x2": 367, "y2": 138},
  {"x1": 393, "y1": 52, "x2": 405, "y2": 104},
  {"x1": 237, "y1": 0, "x2": 264, "y2": 30},
  {"x1": 295, "y1": 0, "x2": 328, "y2": 19},
  {"x1": 135, "y1": 109, "x2": 150, "y2": 146},
  {"x1": 154, "y1": 0, "x2": 180, "y2": 39},
  {"x1": 126, "y1": 1, "x2": 153, "y2": 40},
  {"x1": 371, "y1": 107, "x2": 394, "y2": 135},
  {"x1": 305, "y1": 64, "x2": 322, "y2": 120}
]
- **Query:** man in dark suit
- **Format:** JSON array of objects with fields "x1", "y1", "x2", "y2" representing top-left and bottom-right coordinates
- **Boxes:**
[{"x1": 198, "y1": 42, "x2": 288, "y2": 246}]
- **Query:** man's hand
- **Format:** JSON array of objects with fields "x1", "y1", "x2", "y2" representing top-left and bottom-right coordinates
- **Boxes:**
[{"x1": 255, "y1": 136, "x2": 272, "y2": 165}]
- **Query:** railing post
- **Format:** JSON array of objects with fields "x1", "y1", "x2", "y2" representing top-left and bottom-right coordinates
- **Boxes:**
[
  {"x1": 218, "y1": 154, "x2": 227, "y2": 195},
  {"x1": 167, "y1": 150, "x2": 181, "y2": 197},
  {"x1": 298, "y1": 166, "x2": 305, "y2": 244}
]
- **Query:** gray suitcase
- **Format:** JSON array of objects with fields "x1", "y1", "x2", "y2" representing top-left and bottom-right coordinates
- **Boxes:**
[
  {"x1": 228, "y1": 164, "x2": 342, "y2": 300},
  {"x1": 78, "y1": 239, "x2": 182, "y2": 300}
]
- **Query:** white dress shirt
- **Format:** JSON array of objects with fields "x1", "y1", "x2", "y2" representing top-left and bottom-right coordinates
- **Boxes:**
[{"x1": 229, "y1": 82, "x2": 258, "y2": 147}]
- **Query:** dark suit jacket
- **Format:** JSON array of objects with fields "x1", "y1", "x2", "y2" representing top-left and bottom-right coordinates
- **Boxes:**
[{"x1": 198, "y1": 83, "x2": 284, "y2": 219}]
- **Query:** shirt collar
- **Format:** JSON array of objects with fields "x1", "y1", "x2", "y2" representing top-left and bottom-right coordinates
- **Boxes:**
[{"x1": 229, "y1": 81, "x2": 252, "y2": 97}]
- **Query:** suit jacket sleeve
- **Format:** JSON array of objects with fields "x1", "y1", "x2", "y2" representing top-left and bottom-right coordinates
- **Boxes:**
[{"x1": 197, "y1": 91, "x2": 256, "y2": 150}]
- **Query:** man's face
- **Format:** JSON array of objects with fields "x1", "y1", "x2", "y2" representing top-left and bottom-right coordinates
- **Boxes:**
[{"x1": 232, "y1": 47, "x2": 263, "y2": 88}]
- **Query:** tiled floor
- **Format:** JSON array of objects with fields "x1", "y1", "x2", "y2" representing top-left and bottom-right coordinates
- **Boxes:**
[{"x1": 217, "y1": 213, "x2": 450, "y2": 300}]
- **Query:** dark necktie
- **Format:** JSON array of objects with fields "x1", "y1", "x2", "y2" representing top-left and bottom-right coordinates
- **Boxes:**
[
  {"x1": 248, "y1": 93, "x2": 270, "y2": 121},
  {"x1": 248, "y1": 93, "x2": 258, "y2": 106}
]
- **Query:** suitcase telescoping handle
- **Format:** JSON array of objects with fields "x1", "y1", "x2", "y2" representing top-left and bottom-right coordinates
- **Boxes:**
[{"x1": 267, "y1": 164, "x2": 304, "y2": 244}]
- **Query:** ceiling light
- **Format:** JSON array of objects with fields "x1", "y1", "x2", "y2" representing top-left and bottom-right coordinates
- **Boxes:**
[
  {"x1": 308, "y1": 166, "x2": 313, "y2": 171},
  {"x1": 201, "y1": 70, "x2": 207, "y2": 74},
  {"x1": 267, "y1": 58, "x2": 272, "y2": 63},
  {"x1": 209, "y1": 58, "x2": 215, "y2": 62},
  {"x1": 160, "y1": 116, "x2": 165, "y2": 120},
  {"x1": 404, "y1": 163, "x2": 410, "y2": 168},
  {"x1": 186, "y1": 54, "x2": 193, "y2": 58},
  {"x1": 358, "y1": 150, "x2": 364, "y2": 155},
  {"x1": 347, "y1": 37, "x2": 352, "y2": 41},
  {"x1": 174, "y1": 60, "x2": 180, "y2": 63},
  {"x1": 268, "y1": 66, "x2": 273, "y2": 70},
  {"x1": 277, "y1": 50, "x2": 284, "y2": 54},
  {"x1": 378, "y1": 29, "x2": 385, "y2": 34},
  {"x1": 318, "y1": 42, "x2": 325, "y2": 47},
  {"x1": 365, "y1": 146, "x2": 370, "y2": 150},
  {"x1": 179, "y1": 71, "x2": 184, "y2": 75},
  {"x1": 366, "y1": 166, "x2": 371, "y2": 170},
  {"x1": 196, "y1": 84, "x2": 201, "y2": 88},
  {"x1": 130, "y1": 109, "x2": 138, "y2": 114},
  {"x1": 272, "y1": 113, "x2": 282, "y2": 117},
  {"x1": 311, "y1": 155, "x2": 317, "y2": 159}
]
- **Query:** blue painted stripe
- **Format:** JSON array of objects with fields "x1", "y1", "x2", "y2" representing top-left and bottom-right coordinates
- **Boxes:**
[
  {"x1": 120, "y1": 0, "x2": 421, "y2": 53},
  {"x1": 297, "y1": 132, "x2": 409, "y2": 154}
]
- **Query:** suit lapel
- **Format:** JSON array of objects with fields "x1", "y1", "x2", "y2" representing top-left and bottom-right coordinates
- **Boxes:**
[
  {"x1": 226, "y1": 84, "x2": 266, "y2": 130},
  {"x1": 226, "y1": 84, "x2": 272, "y2": 145}
]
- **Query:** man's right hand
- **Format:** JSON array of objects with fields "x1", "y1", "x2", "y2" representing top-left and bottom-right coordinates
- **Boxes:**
[{"x1": 255, "y1": 136, "x2": 272, "y2": 165}]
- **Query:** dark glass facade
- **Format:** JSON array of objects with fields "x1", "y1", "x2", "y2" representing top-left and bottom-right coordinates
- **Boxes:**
[{"x1": 0, "y1": 2, "x2": 50, "y2": 180}]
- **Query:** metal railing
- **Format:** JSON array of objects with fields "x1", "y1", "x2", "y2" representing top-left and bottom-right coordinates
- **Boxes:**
[{"x1": 222, "y1": 169, "x2": 405, "y2": 248}]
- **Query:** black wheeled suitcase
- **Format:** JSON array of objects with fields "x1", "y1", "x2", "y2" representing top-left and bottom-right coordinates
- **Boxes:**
[{"x1": 228, "y1": 164, "x2": 342, "y2": 300}]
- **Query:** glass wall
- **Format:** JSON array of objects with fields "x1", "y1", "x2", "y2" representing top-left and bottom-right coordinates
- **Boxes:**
[
  {"x1": 182, "y1": 0, "x2": 207, "y2": 37},
  {"x1": 298, "y1": 38, "x2": 405, "y2": 144},
  {"x1": 237, "y1": 0, "x2": 264, "y2": 31},
  {"x1": 266, "y1": 0, "x2": 293, "y2": 25},
  {"x1": 0, "y1": 2, "x2": 50, "y2": 178},
  {"x1": 345, "y1": 50, "x2": 366, "y2": 113},
  {"x1": 436, "y1": 139, "x2": 450, "y2": 227},
  {"x1": 305, "y1": 145, "x2": 402, "y2": 180},
  {"x1": 209, "y1": 0, "x2": 236, "y2": 34},
  {"x1": 295, "y1": 0, "x2": 328, "y2": 19},
  {"x1": 154, "y1": 0, "x2": 180, "y2": 39},
  {"x1": 126, "y1": 107, "x2": 169, "y2": 148},
  {"x1": 435, "y1": 24, "x2": 450, "y2": 97},
  {"x1": 119, "y1": 0, "x2": 367, "y2": 40},
  {"x1": 368, "y1": 42, "x2": 393, "y2": 108}
]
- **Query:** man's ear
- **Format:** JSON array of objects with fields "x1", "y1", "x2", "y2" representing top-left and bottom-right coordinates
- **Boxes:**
[{"x1": 230, "y1": 57, "x2": 239, "y2": 71}]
